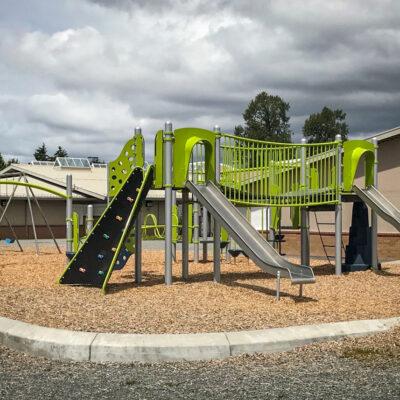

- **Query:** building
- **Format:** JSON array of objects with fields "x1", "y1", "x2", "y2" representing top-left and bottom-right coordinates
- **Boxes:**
[{"x1": 0, "y1": 158, "x2": 166, "y2": 239}]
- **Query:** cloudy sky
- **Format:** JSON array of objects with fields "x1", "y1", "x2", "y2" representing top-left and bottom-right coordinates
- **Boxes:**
[{"x1": 1, "y1": 0, "x2": 400, "y2": 162}]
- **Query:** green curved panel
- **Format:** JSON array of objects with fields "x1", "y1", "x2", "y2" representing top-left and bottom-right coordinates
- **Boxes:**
[
  {"x1": 153, "y1": 130, "x2": 164, "y2": 189},
  {"x1": 173, "y1": 128, "x2": 216, "y2": 189},
  {"x1": 108, "y1": 133, "x2": 144, "y2": 197},
  {"x1": 343, "y1": 140, "x2": 375, "y2": 192}
]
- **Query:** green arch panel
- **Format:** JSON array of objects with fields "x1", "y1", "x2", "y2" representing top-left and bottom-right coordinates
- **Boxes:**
[
  {"x1": 172, "y1": 127, "x2": 216, "y2": 189},
  {"x1": 343, "y1": 140, "x2": 375, "y2": 192}
]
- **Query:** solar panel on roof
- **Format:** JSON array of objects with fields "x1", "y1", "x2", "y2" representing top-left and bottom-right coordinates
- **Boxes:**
[{"x1": 55, "y1": 157, "x2": 92, "y2": 169}]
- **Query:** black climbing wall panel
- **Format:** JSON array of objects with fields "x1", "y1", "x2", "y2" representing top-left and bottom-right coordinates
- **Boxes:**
[{"x1": 59, "y1": 166, "x2": 153, "y2": 287}]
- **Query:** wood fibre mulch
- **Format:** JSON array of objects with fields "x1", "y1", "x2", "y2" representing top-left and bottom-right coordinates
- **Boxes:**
[{"x1": 0, "y1": 248, "x2": 399, "y2": 334}]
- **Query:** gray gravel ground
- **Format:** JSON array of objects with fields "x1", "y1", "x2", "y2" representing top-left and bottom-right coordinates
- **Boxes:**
[{"x1": 1, "y1": 336, "x2": 399, "y2": 400}]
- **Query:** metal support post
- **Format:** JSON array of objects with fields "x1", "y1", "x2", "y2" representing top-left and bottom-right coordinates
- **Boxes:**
[
  {"x1": 299, "y1": 284, "x2": 303, "y2": 298},
  {"x1": 182, "y1": 189, "x2": 189, "y2": 279},
  {"x1": 335, "y1": 134, "x2": 343, "y2": 275},
  {"x1": 371, "y1": 137, "x2": 378, "y2": 270},
  {"x1": 24, "y1": 181, "x2": 39, "y2": 255},
  {"x1": 213, "y1": 125, "x2": 221, "y2": 282},
  {"x1": 134, "y1": 126, "x2": 143, "y2": 283},
  {"x1": 226, "y1": 234, "x2": 231, "y2": 262},
  {"x1": 135, "y1": 209, "x2": 142, "y2": 283},
  {"x1": 300, "y1": 138, "x2": 310, "y2": 266},
  {"x1": 276, "y1": 271, "x2": 281, "y2": 301},
  {"x1": 66, "y1": 174, "x2": 73, "y2": 259},
  {"x1": 193, "y1": 198, "x2": 200, "y2": 263},
  {"x1": 202, "y1": 206, "x2": 208, "y2": 261},
  {"x1": 164, "y1": 121, "x2": 173, "y2": 285},
  {"x1": 86, "y1": 204, "x2": 94, "y2": 234}
]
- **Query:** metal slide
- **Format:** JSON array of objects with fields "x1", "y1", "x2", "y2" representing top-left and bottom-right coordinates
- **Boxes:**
[
  {"x1": 186, "y1": 181, "x2": 315, "y2": 284},
  {"x1": 353, "y1": 185, "x2": 400, "y2": 232},
  {"x1": 59, "y1": 166, "x2": 153, "y2": 291}
]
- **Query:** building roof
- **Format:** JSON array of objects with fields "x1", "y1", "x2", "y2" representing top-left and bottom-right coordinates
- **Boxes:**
[
  {"x1": 365, "y1": 126, "x2": 400, "y2": 143},
  {"x1": 0, "y1": 163, "x2": 169, "y2": 202}
]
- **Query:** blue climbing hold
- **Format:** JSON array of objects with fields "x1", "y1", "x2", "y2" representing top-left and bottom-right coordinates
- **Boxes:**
[
  {"x1": 97, "y1": 254, "x2": 104, "y2": 260},
  {"x1": 103, "y1": 234, "x2": 110, "y2": 240}
]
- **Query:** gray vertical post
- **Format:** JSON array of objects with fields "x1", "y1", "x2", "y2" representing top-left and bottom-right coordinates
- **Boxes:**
[
  {"x1": 213, "y1": 125, "x2": 221, "y2": 282},
  {"x1": 134, "y1": 209, "x2": 142, "y2": 283},
  {"x1": 134, "y1": 126, "x2": 143, "y2": 283},
  {"x1": 164, "y1": 121, "x2": 173, "y2": 285},
  {"x1": 193, "y1": 198, "x2": 200, "y2": 263},
  {"x1": 86, "y1": 204, "x2": 94, "y2": 235},
  {"x1": 202, "y1": 206, "x2": 208, "y2": 261},
  {"x1": 226, "y1": 234, "x2": 231, "y2": 262},
  {"x1": 182, "y1": 189, "x2": 189, "y2": 279},
  {"x1": 300, "y1": 138, "x2": 310, "y2": 266},
  {"x1": 371, "y1": 137, "x2": 378, "y2": 270},
  {"x1": 66, "y1": 174, "x2": 73, "y2": 258},
  {"x1": 276, "y1": 271, "x2": 281, "y2": 301},
  {"x1": 335, "y1": 134, "x2": 343, "y2": 275},
  {"x1": 24, "y1": 183, "x2": 39, "y2": 255}
]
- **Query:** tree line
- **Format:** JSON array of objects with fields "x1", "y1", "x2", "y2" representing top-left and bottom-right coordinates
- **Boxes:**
[
  {"x1": 234, "y1": 91, "x2": 348, "y2": 143},
  {"x1": 0, "y1": 144, "x2": 68, "y2": 170}
]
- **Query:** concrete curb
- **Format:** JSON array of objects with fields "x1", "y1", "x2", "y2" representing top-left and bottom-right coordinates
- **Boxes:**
[{"x1": 0, "y1": 316, "x2": 399, "y2": 363}]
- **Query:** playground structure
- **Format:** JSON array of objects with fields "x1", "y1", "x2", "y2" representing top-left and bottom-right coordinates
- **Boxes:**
[{"x1": 58, "y1": 123, "x2": 400, "y2": 294}]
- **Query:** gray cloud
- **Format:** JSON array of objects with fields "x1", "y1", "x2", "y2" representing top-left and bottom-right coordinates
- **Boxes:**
[{"x1": 0, "y1": 0, "x2": 399, "y2": 163}]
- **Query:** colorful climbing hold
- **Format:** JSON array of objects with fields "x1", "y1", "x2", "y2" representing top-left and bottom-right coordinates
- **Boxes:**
[
  {"x1": 97, "y1": 254, "x2": 104, "y2": 260},
  {"x1": 79, "y1": 267, "x2": 86, "y2": 273},
  {"x1": 127, "y1": 196, "x2": 134, "y2": 203},
  {"x1": 98, "y1": 270, "x2": 104, "y2": 276},
  {"x1": 116, "y1": 215, "x2": 123, "y2": 221},
  {"x1": 103, "y1": 233, "x2": 110, "y2": 240}
]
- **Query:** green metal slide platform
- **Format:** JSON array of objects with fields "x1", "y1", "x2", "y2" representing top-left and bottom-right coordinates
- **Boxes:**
[{"x1": 59, "y1": 166, "x2": 154, "y2": 292}]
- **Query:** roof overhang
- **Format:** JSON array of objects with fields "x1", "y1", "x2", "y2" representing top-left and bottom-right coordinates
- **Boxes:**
[{"x1": 0, "y1": 165, "x2": 106, "y2": 201}]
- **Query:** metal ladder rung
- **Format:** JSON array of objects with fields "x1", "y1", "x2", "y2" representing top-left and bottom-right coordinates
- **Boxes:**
[{"x1": 314, "y1": 210, "x2": 346, "y2": 265}]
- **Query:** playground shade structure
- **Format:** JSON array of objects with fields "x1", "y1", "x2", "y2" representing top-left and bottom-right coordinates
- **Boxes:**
[
  {"x1": 186, "y1": 180, "x2": 315, "y2": 284},
  {"x1": 59, "y1": 166, "x2": 153, "y2": 291}
]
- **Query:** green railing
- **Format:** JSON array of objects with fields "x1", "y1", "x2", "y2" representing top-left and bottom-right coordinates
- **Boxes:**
[{"x1": 219, "y1": 134, "x2": 340, "y2": 207}]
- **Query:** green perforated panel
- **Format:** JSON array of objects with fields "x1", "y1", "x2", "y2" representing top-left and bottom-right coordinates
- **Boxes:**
[{"x1": 108, "y1": 133, "x2": 144, "y2": 198}]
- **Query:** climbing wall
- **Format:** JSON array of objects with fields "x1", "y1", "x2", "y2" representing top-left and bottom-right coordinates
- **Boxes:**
[
  {"x1": 108, "y1": 133, "x2": 145, "y2": 198},
  {"x1": 59, "y1": 166, "x2": 153, "y2": 289}
]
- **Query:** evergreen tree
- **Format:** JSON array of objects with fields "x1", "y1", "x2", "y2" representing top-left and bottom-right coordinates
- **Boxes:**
[
  {"x1": 303, "y1": 106, "x2": 349, "y2": 143},
  {"x1": 34, "y1": 143, "x2": 49, "y2": 161},
  {"x1": 53, "y1": 146, "x2": 68, "y2": 159}
]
